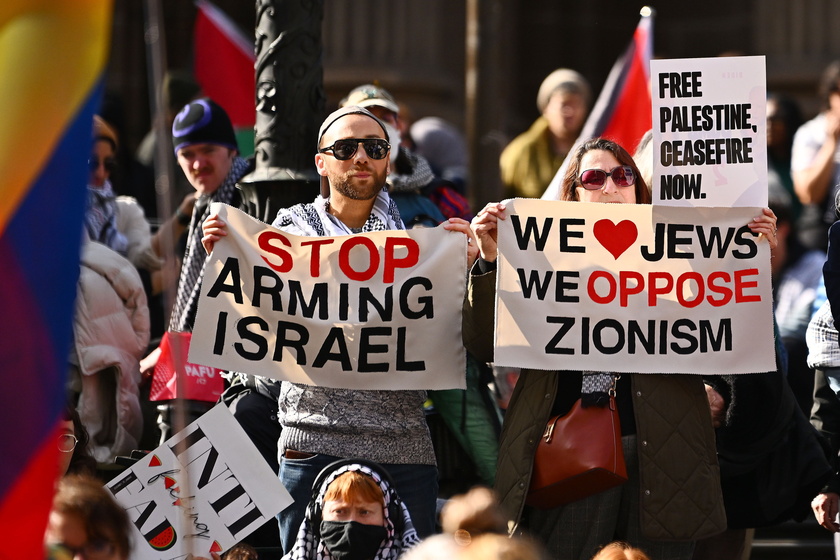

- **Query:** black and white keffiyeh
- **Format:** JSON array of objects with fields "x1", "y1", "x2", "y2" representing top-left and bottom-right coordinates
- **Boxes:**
[
  {"x1": 272, "y1": 188, "x2": 404, "y2": 236},
  {"x1": 388, "y1": 149, "x2": 435, "y2": 194},
  {"x1": 581, "y1": 371, "x2": 618, "y2": 407},
  {"x1": 283, "y1": 462, "x2": 421, "y2": 560},
  {"x1": 85, "y1": 179, "x2": 128, "y2": 255},
  {"x1": 169, "y1": 156, "x2": 250, "y2": 332}
]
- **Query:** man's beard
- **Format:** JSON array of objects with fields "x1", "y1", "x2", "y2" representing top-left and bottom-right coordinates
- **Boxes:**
[{"x1": 331, "y1": 166, "x2": 387, "y2": 201}]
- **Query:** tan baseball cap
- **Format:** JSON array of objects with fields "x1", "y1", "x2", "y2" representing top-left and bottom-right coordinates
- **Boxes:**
[{"x1": 339, "y1": 84, "x2": 399, "y2": 115}]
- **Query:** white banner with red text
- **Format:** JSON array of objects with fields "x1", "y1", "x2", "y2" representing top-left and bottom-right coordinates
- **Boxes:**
[
  {"x1": 495, "y1": 198, "x2": 775, "y2": 374},
  {"x1": 190, "y1": 204, "x2": 467, "y2": 390}
]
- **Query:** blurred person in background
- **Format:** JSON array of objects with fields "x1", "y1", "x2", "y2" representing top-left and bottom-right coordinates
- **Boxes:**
[
  {"x1": 792, "y1": 60, "x2": 840, "y2": 250},
  {"x1": 500, "y1": 68, "x2": 590, "y2": 199}
]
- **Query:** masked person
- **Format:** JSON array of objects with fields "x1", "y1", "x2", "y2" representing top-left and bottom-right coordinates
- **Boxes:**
[{"x1": 282, "y1": 459, "x2": 421, "y2": 560}]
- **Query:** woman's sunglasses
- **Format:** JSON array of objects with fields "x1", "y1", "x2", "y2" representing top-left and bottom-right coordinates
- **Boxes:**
[
  {"x1": 319, "y1": 138, "x2": 390, "y2": 160},
  {"x1": 578, "y1": 165, "x2": 635, "y2": 190},
  {"x1": 88, "y1": 156, "x2": 117, "y2": 174}
]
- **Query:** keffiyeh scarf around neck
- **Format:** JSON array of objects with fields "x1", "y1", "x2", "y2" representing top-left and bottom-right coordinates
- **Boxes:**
[
  {"x1": 170, "y1": 156, "x2": 250, "y2": 332},
  {"x1": 283, "y1": 462, "x2": 421, "y2": 560},
  {"x1": 272, "y1": 188, "x2": 404, "y2": 236},
  {"x1": 581, "y1": 371, "x2": 618, "y2": 407},
  {"x1": 388, "y1": 149, "x2": 435, "y2": 194},
  {"x1": 85, "y1": 179, "x2": 128, "y2": 255}
]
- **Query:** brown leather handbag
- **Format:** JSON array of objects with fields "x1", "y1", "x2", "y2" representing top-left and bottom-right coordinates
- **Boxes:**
[{"x1": 526, "y1": 389, "x2": 628, "y2": 509}]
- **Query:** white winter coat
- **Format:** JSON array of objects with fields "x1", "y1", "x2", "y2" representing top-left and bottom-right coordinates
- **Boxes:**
[{"x1": 72, "y1": 241, "x2": 149, "y2": 462}]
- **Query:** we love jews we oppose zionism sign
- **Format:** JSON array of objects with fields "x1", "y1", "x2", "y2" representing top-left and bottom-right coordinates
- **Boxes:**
[{"x1": 494, "y1": 199, "x2": 775, "y2": 375}]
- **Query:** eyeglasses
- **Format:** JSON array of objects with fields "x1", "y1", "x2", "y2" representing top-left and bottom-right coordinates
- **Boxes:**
[
  {"x1": 58, "y1": 433, "x2": 78, "y2": 453},
  {"x1": 48, "y1": 539, "x2": 116, "y2": 560},
  {"x1": 319, "y1": 138, "x2": 390, "y2": 160},
  {"x1": 578, "y1": 166, "x2": 635, "y2": 190},
  {"x1": 88, "y1": 156, "x2": 117, "y2": 174}
]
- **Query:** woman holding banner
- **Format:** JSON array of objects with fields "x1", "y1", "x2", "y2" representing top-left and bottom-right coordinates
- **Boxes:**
[{"x1": 465, "y1": 137, "x2": 778, "y2": 559}]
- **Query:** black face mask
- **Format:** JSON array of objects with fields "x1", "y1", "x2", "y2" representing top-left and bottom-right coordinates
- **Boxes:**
[{"x1": 319, "y1": 520, "x2": 388, "y2": 560}]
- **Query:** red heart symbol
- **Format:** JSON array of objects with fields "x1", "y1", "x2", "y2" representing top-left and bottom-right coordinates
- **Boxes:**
[{"x1": 593, "y1": 219, "x2": 637, "y2": 259}]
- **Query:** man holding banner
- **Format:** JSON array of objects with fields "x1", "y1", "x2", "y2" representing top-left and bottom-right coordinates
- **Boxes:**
[{"x1": 201, "y1": 105, "x2": 476, "y2": 552}]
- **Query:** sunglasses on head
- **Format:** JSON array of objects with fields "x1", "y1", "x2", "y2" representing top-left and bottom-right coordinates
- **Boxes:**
[
  {"x1": 578, "y1": 165, "x2": 635, "y2": 190},
  {"x1": 88, "y1": 156, "x2": 117, "y2": 174},
  {"x1": 319, "y1": 138, "x2": 390, "y2": 160}
]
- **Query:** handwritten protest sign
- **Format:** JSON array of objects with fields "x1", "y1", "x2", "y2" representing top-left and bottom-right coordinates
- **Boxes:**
[
  {"x1": 495, "y1": 199, "x2": 775, "y2": 374},
  {"x1": 107, "y1": 404, "x2": 292, "y2": 560},
  {"x1": 652, "y1": 56, "x2": 767, "y2": 207},
  {"x1": 190, "y1": 204, "x2": 467, "y2": 390}
]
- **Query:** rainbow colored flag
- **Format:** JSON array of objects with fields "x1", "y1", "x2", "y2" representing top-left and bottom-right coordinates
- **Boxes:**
[
  {"x1": 542, "y1": 8, "x2": 654, "y2": 200},
  {"x1": 0, "y1": 1, "x2": 112, "y2": 556},
  {"x1": 194, "y1": 0, "x2": 256, "y2": 155}
]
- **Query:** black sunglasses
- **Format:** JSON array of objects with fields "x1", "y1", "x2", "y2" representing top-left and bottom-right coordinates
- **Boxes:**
[
  {"x1": 88, "y1": 156, "x2": 117, "y2": 174},
  {"x1": 578, "y1": 165, "x2": 635, "y2": 190},
  {"x1": 319, "y1": 138, "x2": 390, "y2": 160}
]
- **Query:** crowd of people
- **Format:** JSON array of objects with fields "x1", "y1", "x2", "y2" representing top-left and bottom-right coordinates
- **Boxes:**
[{"x1": 44, "y1": 55, "x2": 840, "y2": 560}]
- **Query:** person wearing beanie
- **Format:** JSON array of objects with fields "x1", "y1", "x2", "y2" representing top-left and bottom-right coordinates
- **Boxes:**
[
  {"x1": 146, "y1": 97, "x2": 285, "y2": 549},
  {"x1": 141, "y1": 97, "x2": 253, "y2": 440},
  {"x1": 69, "y1": 116, "x2": 153, "y2": 463},
  {"x1": 500, "y1": 68, "x2": 591, "y2": 199},
  {"x1": 201, "y1": 105, "x2": 478, "y2": 553},
  {"x1": 86, "y1": 115, "x2": 162, "y2": 272},
  {"x1": 167, "y1": 97, "x2": 249, "y2": 331}
]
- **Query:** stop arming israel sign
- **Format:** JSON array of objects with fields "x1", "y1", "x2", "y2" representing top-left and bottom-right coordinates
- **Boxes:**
[
  {"x1": 495, "y1": 198, "x2": 775, "y2": 374},
  {"x1": 189, "y1": 204, "x2": 467, "y2": 390}
]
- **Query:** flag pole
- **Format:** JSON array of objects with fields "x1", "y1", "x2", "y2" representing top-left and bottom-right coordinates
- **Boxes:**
[
  {"x1": 542, "y1": 6, "x2": 655, "y2": 200},
  {"x1": 142, "y1": 0, "x2": 192, "y2": 527}
]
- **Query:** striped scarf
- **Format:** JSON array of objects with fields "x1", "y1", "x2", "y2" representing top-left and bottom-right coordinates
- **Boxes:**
[
  {"x1": 272, "y1": 188, "x2": 404, "y2": 236},
  {"x1": 85, "y1": 180, "x2": 128, "y2": 255},
  {"x1": 169, "y1": 156, "x2": 249, "y2": 332}
]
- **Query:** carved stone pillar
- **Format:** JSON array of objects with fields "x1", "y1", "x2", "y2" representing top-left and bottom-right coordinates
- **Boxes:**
[{"x1": 238, "y1": 0, "x2": 324, "y2": 222}]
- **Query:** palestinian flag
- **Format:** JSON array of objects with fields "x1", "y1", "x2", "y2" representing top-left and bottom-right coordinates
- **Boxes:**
[
  {"x1": 194, "y1": 0, "x2": 256, "y2": 155},
  {"x1": 543, "y1": 9, "x2": 654, "y2": 199}
]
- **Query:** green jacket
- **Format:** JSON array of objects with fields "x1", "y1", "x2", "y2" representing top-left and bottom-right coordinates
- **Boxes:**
[
  {"x1": 499, "y1": 117, "x2": 565, "y2": 199},
  {"x1": 464, "y1": 269, "x2": 726, "y2": 540}
]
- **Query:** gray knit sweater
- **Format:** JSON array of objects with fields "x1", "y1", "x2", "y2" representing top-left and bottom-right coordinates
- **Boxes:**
[
  {"x1": 278, "y1": 383, "x2": 436, "y2": 465},
  {"x1": 272, "y1": 196, "x2": 436, "y2": 466}
]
